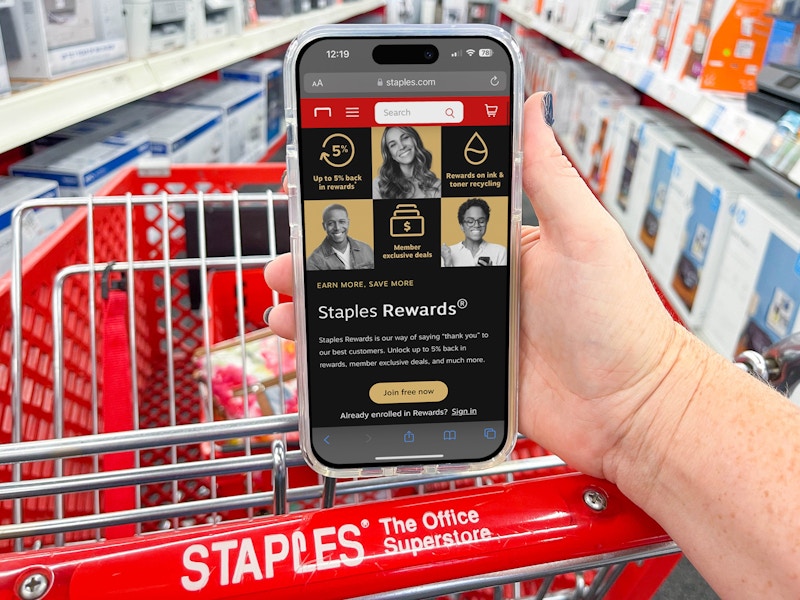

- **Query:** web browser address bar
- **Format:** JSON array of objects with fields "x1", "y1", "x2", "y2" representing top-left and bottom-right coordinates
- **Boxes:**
[{"x1": 375, "y1": 101, "x2": 464, "y2": 125}]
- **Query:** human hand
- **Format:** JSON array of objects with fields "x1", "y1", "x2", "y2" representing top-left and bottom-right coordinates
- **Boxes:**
[
  {"x1": 264, "y1": 91, "x2": 683, "y2": 480},
  {"x1": 521, "y1": 94, "x2": 800, "y2": 600},
  {"x1": 513, "y1": 91, "x2": 684, "y2": 479},
  {"x1": 440, "y1": 243, "x2": 452, "y2": 267}
]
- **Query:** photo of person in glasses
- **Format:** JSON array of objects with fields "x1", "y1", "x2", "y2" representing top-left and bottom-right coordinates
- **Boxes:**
[{"x1": 441, "y1": 197, "x2": 507, "y2": 267}]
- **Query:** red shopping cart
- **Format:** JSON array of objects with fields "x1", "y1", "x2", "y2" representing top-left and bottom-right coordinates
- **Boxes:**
[{"x1": 0, "y1": 164, "x2": 680, "y2": 600}]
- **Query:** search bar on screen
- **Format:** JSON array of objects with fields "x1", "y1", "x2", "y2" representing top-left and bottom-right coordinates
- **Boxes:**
[{"x1": 375, "y1": 101, "x2": 464, "y2": 124}]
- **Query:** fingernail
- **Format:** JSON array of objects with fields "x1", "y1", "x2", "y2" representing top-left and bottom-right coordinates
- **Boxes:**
[
  {"x1": 542, "y1": 92, "x2": 554, "y2": 127},
  {"x1": 263, "y1": 306, "x2": 273, "y2": 326}
]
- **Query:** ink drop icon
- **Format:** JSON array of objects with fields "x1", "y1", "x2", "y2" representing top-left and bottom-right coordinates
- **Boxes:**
[{"x1": 464, "y1": 132, "x2": 488, "y2": 166}]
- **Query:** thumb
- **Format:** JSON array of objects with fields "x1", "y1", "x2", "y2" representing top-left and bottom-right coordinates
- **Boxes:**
[{"x1": 521, "y1": 92, "x2": 609, "y2": 229}]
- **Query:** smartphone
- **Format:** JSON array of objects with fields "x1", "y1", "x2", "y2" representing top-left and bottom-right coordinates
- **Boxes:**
[{"x1": 284, "y1": 24, "x2": 523, "y2": 477}]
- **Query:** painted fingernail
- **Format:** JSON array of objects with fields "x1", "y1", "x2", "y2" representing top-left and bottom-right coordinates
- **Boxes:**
[
  {"x1": 263, "y1": 306, "x2": 274, "y2": 326},
  {"x1": 542, "y1": 91, "x2": 554, "y2": 127}
]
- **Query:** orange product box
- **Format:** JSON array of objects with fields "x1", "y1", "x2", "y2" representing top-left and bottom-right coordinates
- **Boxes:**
[
  {"x1": 666, "y1": 0, "x2": 774, "y2": 93},
  {"x1": 698, "y1": 0, "x2": 774, "y2": 93}
]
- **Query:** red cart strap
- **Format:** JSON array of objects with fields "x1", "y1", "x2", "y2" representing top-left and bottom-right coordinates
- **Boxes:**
[
  {"x1": 101, "y1": 281, "x2": 136, "y2": 539},
  {"x1": 0, "y1": 474, "x2": 674, "y2": 600}
]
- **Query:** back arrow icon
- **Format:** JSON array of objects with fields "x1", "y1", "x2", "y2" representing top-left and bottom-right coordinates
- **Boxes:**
[{"x1": 323, "y1": 435, "x2": 331, "y2": 445}]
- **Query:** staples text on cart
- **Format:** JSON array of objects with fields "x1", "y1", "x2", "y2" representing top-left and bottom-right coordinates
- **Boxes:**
[{"x1": 180, "y1": 506, "x2": 494, "y2": 591}]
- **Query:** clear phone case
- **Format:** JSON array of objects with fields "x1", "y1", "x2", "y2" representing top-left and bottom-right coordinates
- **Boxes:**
[{"x1": 283, "y1": 23, "x2": 524, "y2": 478}]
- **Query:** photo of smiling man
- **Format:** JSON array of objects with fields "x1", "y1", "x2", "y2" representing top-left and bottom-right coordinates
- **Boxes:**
[
  {"x1": 441, "y1": 197, "x2": 507, "y2": 267},
  {"x1": 307, "y1": 202, "x2": 375, "y2": 271}
]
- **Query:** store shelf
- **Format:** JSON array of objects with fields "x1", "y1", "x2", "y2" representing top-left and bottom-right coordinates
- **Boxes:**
[
  {"x1": 500, "y1": 3, "x2": 776, "y2": 159},
  {"x1": 0, "y1": 0, "x2": 385, "y2": 156}
]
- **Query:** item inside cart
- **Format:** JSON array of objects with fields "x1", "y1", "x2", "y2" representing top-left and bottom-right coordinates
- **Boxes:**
[{"x1": 192, "y1": 328, "x2": 299, "y2": 449}]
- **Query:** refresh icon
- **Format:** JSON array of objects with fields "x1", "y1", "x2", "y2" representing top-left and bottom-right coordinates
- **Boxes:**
[{"x1": 489, "y1": 75, "x2": 500, "y2": 87}]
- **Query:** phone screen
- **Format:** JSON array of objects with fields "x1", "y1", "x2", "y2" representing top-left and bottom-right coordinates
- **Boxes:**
[{"x1": 287, "y1": 26, "x2": 521, "y2": 475}]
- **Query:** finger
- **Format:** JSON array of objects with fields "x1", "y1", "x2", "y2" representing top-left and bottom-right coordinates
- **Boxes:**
[
  {"x1": 264, "y1": 253, "x2": 294, "y2": 296},
  {"x1": 264, "y1": 302, "x2": 297, "y2": 341},
  {"x1": 521, "y1": 92, "x2": 609, "y2": 228},
  {"x1": 520, "y1": 224, "x2": 541, "y2": 253}
]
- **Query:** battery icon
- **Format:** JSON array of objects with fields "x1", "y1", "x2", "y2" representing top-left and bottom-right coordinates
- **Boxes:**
[{"x1": 479, "y1": 48, "x2": 493, "y2": 57}]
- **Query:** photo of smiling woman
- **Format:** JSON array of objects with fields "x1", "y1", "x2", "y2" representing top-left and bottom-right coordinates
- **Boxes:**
[
  {"x1": 441, "y1": 197, "x2": 507, "y2": 267},
  {"x1": 372, "y1": 126, "x2": 442, "y2": 199}
]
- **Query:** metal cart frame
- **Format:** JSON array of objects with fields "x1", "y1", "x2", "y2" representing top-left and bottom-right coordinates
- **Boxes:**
[{"x1": 0, "y1": 165, "x2": 681, "y2": 600}]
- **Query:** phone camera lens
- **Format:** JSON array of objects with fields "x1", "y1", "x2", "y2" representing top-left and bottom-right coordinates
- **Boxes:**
[
  {"x1": 373, "y1": 44, "x2": 438, "y2": 64},
  {"x1": 423, "y1": 47, "x2": 438, "y2": 62}
]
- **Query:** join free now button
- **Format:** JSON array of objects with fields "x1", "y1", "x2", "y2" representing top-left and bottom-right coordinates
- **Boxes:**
[{"x1": 369, "y1": 381, "x2": 448, "y2": 404}]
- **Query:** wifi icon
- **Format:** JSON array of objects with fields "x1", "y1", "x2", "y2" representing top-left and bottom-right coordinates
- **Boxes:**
[{"x1": 465, "y1": 49, "x2": 475, "y2": 57}]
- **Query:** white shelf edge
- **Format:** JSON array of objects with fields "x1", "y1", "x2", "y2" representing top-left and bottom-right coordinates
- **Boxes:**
[
  {"x1": 0, "y1": 0, "x2": 385, "y2": 155},
  {"x1": 148, "y1": 0, "x2": 386, "y2": 89},
  {"x1": 1, "y1": 61, "x2": 159, "y2": 156},
  {"x1": 500, "y1": 4, "x2": 776, "y2": 159}
]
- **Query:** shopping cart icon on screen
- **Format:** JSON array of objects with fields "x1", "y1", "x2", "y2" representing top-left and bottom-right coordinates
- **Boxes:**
[{"x1": 485, "y1": 104, "x2": 498, "y2": 117}]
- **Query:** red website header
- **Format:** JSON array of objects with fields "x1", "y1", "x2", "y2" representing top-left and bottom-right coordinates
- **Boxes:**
[{"x1": 300, "y1": 96, "x2": 510, "y2": 128}]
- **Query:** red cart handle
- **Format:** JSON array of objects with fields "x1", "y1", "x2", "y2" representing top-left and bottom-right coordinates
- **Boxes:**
[{"x1": 0, "y1": 473, "x2": 674, "y2": 600}]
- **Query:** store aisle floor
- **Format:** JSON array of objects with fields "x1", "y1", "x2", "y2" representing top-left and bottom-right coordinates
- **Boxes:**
[{"x1": 655, "y1": 557, "x2": 720, "y2": 599}]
